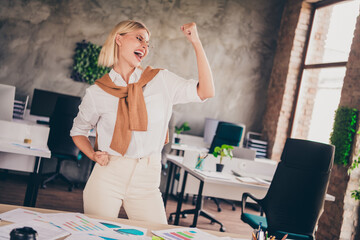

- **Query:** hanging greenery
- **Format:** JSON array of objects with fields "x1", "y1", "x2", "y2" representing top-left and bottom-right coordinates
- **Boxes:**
[
  {"x1": 71, "y1": 40, "x2": 110, "y2": 85},
  {"x1": 330, "y1": 107, "x2": 358, "y2": 166},
  {"x1": 349, "y1": 130, "x2": 360, "y2": 200}
]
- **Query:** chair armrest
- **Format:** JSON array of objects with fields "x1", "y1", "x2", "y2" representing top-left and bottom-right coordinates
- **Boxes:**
[{"x1": 241, "y1": 192, "x2": 262, "y2": 215}]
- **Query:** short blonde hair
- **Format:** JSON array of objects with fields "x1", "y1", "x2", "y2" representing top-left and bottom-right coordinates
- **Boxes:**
[{"x1": 98, "y1": 20, "x2": 150, "y2": 67}]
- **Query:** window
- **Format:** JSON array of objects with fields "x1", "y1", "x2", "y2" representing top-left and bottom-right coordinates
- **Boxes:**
[{"x1": 291, "y1": 0, "x2": 360, "y2": 144}]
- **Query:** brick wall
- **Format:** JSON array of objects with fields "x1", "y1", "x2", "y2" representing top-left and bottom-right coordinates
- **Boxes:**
[
  {"x1": 263, "y1": 0, "x2": 360, "y2": 239},
  {"x1": 262, "y1": 0, "x2": 311, "y2": 160},
  {"x1": 333, "y1": 12, "x2": 360, "y2": 240}
]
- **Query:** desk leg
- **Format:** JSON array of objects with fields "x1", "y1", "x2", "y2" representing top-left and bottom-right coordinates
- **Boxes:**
[
  {"x1": 174, "y1": 171, "x2": 188, "y2": 225},
  {"x1": 24, "y1": 157, "x2": 42, "y2": 207},
  {"x1": 191, "y1": 180, "x2": 204, "y2": 227},
  {"x1": 163, "y1": 161, "x2": 174, "y2": 208}
]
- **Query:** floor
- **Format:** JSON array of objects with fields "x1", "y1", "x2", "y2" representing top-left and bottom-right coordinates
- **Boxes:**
[{"x1": 0, "y1": 170, "x2": 257, "y2": 237}]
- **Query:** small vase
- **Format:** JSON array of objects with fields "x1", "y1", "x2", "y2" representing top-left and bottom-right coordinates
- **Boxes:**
[
  {"x1": 216, "y1": 163, "x2": 224, "y2": 172},
  {"x1": 174, "y1": 137, "x2": 180, "y2": 144},
  {"x1": 195, "y1": 156, "x2": 205, "y2": 170}
]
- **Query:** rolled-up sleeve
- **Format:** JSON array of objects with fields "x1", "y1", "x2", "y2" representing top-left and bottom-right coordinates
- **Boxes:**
[
  {"x1": 162, "y1": 69, "x2": 204, "y2": 105},
  {"x1": 70, "y1": 88, "x2": 99, "y2": 137}
]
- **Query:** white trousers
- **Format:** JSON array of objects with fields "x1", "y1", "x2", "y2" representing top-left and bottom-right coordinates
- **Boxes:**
[{"x1": 83, "y1": 154, "x2": 167, "y2": 224}]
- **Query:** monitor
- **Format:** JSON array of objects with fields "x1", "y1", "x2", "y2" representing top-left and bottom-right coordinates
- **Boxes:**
[
  {"x1": 203, "y1": 118, "x2": 219, "y2": 145},
  {"x1": 0, "y1": 84, "x2": 16, "y2": 121},
  {"x1": 30, "y1": 89, "x2": 81, "y2": 122}
]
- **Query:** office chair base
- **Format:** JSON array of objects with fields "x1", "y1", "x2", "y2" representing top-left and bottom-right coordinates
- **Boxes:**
[
  {"x1": 168, "y1": 209, "x2": 225, "y2": 232},
  {"x1": 42, "y1": 172, "x2": 75, "y2": 192}
]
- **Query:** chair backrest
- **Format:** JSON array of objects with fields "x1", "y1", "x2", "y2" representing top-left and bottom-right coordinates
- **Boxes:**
[
  {"x1": 261, "y1": 138, "x2": 334, "y2": 237},
  {"x1": 208, "y1": 122, "x2": 245, "y2": 153},
  {"x1": 47, "y1": 96, "x2": 81, "y2": 159}
]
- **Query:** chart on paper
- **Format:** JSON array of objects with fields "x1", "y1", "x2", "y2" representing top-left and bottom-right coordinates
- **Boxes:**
[
  {"x1": 152, "y1": 227, "x2": 220, "y2": 240},
  {"x1": 45, "y1": 213, "x2": 106, "y2": 234}
]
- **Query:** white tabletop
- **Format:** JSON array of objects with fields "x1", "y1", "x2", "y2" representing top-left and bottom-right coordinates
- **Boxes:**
[
  {"x1": 0, "y1": 138, "x2": 50, "y2": 159},
  {"x1": 166, "y1": 156, "x2": 335, "y2": 202}
]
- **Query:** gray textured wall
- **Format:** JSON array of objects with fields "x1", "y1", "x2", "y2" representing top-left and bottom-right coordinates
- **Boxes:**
[{"x1": 0, "y1": 0, "x2": 285, "y2": 136}]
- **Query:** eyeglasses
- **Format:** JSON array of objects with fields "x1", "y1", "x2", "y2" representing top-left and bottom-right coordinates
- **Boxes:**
[{"x1": 119, "y1": 33, "x2": 152, "y2": 49}]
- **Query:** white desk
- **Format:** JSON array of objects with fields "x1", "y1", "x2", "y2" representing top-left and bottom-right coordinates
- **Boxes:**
[{"x1": 0, "y1": 120, "x2": 50, "y2": 207}]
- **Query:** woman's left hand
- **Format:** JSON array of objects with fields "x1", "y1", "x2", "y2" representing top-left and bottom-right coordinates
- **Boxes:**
[{"x1": 181, "y1": 22, "x2": 201, "y2": 44}]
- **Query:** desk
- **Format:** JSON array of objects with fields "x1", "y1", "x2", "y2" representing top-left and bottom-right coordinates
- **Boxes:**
[
  {"x1": 166, "y1": 156, "x2": 335, "y2": 231},
  {"x1": 0, "y1": 120, "x2": 50, "y2": 207},
  {"x1": 0, "y1": 204, "x2": 247, "y2": 239}
]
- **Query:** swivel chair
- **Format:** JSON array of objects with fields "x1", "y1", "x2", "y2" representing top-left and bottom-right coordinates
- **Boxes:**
[
  {"x1": 42, "y1": 96, "x2": 82, "y2": 192},
  {"x1": 240, "y1": 138, "x2": 334, "y2": 240}
]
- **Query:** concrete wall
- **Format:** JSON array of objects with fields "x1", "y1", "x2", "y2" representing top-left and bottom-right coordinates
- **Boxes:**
[{"x1": 0, "y1": 0, "x2": 285, "y2": 136}]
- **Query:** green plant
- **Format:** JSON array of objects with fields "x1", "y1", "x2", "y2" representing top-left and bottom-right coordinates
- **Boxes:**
[
  {"x1": 71, "y1": 40, "x2": 110, "y2": 85},
  {"x1": 351, "y1": 187, "x2": 360, "y2": 200},
  {"x1": 330, "y1": 107, "x2": 358, "y2": 165},
  {"x1": 349, "y1": 130, "x2": 360, "y2": 201},
  {"x1": 212, "y1": 144, "x2": 234, "y2": 164},
  {"x1": 175, "y1": 122, "x2": 191, "y2": 135}
]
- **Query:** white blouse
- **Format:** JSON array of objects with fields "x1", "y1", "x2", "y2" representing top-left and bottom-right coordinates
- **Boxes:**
[{"x1": 70, "y1": 67, "x2": 202, "y2": 159}]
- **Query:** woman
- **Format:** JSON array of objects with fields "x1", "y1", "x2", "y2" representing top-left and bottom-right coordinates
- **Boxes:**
[{"x1": 70, "y1": 20, "x2": 214, "y2": 224}]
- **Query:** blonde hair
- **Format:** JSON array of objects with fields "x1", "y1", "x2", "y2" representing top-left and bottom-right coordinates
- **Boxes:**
[{"x1": 98, "y1": 20, "x2": 150, "y2": 67}]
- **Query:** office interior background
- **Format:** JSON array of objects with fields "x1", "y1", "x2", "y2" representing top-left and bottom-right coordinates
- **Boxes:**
[{"x1": 1, "y1": 0, "x2": 360, "y2": 239}]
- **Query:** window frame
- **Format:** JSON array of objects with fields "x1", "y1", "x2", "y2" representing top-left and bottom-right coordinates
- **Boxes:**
[{"x1": 288, "y1": 0, "x2": 350, "y2": 137}]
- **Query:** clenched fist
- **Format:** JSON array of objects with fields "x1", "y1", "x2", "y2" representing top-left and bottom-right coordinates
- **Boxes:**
[{"x1": 181, "y1": 22, "x2": 201, "y2": 44}]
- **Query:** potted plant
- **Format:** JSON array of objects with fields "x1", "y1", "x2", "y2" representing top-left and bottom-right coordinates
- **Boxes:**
[
  {"x1": 212, "y1": 144, "x2": 234, "y2": 172},
  {"x1": 174, "y1": 122, "x2": 191, "y2": 144}
]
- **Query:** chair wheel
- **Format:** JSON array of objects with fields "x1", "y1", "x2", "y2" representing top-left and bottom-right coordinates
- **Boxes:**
[
  {"x1": 232, "y1": 206, "x2": 236, "y2": 211},
  {"x1": 41, "y1": 184, "x2": 47, "y2": 189},
  {"x1": 168, "y1": 215, "x2": 173, "y2": 222},
  {"x1": 220, "y1": 227, "x2": 226, "y2": 232},
  {"x1": 181, "y1": 214, "x2": 187, "y2": 218},
  {"x1": 217, "y1": 207, "x2": 222, "y2": 212},
  {"x1": 68, "y1": 186, "x2": 73, "y2": 192}
]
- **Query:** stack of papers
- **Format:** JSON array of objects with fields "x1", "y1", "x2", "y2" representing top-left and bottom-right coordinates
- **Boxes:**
[{"x1": 0, "y1": 208, "x2": 150, "y2": 239}]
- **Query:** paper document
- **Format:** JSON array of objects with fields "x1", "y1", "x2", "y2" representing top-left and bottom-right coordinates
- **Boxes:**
[
  {"x1": 194, "y1": 169, "x2": 232, "y2": 180},
  {"x1": 235, "y1": 176, "x2": 271, "y2": 186},
  {"x1": 0, "y1": 208, "x2": 151, "y2": 240},
  {"x1": 0, "y1": 208, "x2": 45, "y2": 223},
  {"x1": 44, "y1": 213, "x2": 108, "y2": 235},
  {"x1": 152, "y1": 227, "x2": 220, "y2": 240},
  {"x1": 0, "y1": 221, "x2": 69, "y2": 240},
  {"x1": 91, "y1": 218, "x2": 148, "y2": 239},
  {"x1": 64, "y1": 233, "x2": 151, "y2": 239}
]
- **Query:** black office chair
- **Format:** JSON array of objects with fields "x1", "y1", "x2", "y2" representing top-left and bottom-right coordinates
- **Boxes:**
[
  {"x1": 208, "y1": 122, "x2": 244, "y2": 212},
  {"x1": 42, "y1": 96, "x2": 82, "y2": 192},
  {"x1": 240, "y1": 138, "x2": 334, "y2": 240}
]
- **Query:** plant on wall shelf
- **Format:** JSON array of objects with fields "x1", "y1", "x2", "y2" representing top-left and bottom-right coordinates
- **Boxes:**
[
  {"x1": 71, "y1": 40, "x2": 110, "y2": 85},
  {"x1": 329, "y1": 107, "x2": 358, "y2": 166}
]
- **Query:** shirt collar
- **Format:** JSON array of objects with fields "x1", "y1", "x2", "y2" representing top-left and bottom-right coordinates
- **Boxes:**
[{"x1": 109, "y1": 67, "x2": 142, "y2": 86}]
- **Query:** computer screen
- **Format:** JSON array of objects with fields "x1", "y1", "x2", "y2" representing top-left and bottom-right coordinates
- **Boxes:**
[
  {"x1": 203, "y1": 118, "x2": 219, "y2": 145},
  {"x1": 0, "y1": 84, "x2": 16, "y2": 121},
  {"x1": 30, "y1": 89, "x2": 81, "y2": 119}
]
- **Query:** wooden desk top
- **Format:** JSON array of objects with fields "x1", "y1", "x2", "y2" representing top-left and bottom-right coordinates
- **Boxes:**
[{"x1": 0, "y1": 204, "x2": 247, "y2": 239}]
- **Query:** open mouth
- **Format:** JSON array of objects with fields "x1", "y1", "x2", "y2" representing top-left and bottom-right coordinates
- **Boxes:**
[{"x1": 134, "y1": 50, "x2": 145, "y2": 61}]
